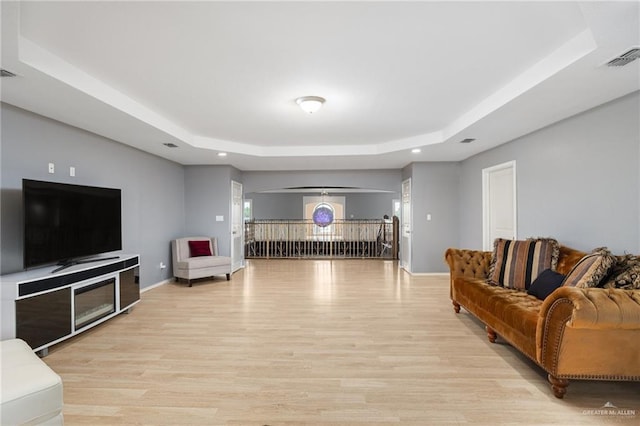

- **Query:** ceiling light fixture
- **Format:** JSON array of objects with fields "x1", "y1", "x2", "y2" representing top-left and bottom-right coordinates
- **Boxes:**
[
  {"x1": 296, "y1": 96, "x2": 325, "y2": 114},
  {"x1": 411, "y1": 148, "x2": 421, "y2": 153},
  {"x1": 218, "y1": 152, "x2": 227, "y2": 157}
]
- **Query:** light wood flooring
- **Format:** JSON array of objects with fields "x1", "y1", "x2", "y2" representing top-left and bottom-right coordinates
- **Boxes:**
[{"x1": 44, "y1": 259, "x2": 639, "y2": 425}]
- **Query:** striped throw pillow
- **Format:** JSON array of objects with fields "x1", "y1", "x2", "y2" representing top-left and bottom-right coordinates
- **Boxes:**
[
  {"x1": 562, "y1": 248, "x2": 616, "y2": 288},
  {"x1": 488, "y1": 238, "x2": 560, "y2": 290}
]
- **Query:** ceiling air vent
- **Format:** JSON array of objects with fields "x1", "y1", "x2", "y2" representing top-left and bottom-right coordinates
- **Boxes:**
[
  {"x1": 163, "y1": 143, "x2": 178, "y2": 148},
  {"x1": 1, "y1": 69, "x2": 17, "y2": 77},
  {"x1": 460, "y1": 138, "x2": 475, "y2": 144},
  {"x1": 606, "y1": 47, "x2": 640, "y2": 67}
]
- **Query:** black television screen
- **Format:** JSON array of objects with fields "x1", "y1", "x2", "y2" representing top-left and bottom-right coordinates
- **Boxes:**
[{"x1": 23, "y1": 179, "x2": 122, "y2": 269}]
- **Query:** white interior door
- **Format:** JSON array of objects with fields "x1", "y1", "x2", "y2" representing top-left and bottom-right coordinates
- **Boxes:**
[
  {"x1": 483, "y1": 161, "x2": 517, "y2": 250},
  {"x1": 231, "y1": 180, "x2": 244, "y2": 272},
  {"x1": 401, "y1": 178, "x2": 412, "y2": 272}
]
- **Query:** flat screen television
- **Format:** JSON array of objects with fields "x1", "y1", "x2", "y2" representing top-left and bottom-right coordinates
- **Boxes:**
[{"x1": 23, "y1": 179, "x2": 122, "y2": 271}]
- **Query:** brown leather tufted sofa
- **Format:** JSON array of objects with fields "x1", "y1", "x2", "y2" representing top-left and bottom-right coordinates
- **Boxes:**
[{"x1": 445, "y1": 245, "x2": 640, "y2": 398}]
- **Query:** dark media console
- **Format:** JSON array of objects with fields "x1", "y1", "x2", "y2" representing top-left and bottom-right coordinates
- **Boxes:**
[{"x1": 0, "y1": 255, "x2": 139, "y2": 355}]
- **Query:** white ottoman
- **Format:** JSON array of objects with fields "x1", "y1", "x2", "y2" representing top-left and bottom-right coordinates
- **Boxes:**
[{"x1": 0, "y1": 339, "x2": 63, "y2": 425}]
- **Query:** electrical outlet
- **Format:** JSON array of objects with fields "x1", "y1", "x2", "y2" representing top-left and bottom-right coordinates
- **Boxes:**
[
  {"x1": 216, "y1": 215, "x2": 224, "y2": 222},
  {"x1": 69, "y1": 166, "x2": 75, "y2": 177},
  {"x1": 48, "y1": 163, "x2": 55, "y2": 174},
  {"x1": 159, "y1": 262, "x2": 166, "y2": 269}
]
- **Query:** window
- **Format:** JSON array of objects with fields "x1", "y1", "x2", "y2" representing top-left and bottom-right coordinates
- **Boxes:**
[
  {"x1": 243, "y1": 199, "x2": 252, "y2": 221},
  {"x1": 392, "y1": 199, "x2": 401, "y2": 218}
]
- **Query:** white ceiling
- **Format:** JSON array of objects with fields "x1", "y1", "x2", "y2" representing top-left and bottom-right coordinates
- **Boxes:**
[{"x1": 1, "y1": 1, "x2": 639, "y2": 171}]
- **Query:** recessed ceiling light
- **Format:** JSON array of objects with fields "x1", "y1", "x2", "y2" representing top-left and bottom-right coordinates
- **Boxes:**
[
  {"x1": 218, "y1": 152, "x2": 227, "y2": 157},
  {"x1": 296, "y1": 96, "x2": 325, "y2": 114},
  {"x1": 163, "y1": 143, "x2": 178, "y2": 148},
  {"x1": 460, "y1": 138, "x2": 476, "y2": 144},
  {"x1": 411, "y1": 148, "x2": 421, "y2": 153}
]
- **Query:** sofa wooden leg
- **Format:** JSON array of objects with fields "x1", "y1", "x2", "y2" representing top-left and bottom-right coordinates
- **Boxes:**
[
  {"x1": 188, "y1": 280, "x2": 192, "y2": 287},
  {"x1": 452, "y1": 301, "x2": 461, "y2": 313},
  {"x1": 548, "y1": 374, "x2": 569, "y2": 399},
  {"x1": 226, "y1": 273, "x2": 230, "y2": 281},
  {"x1": 486, "y1": 326, "x2": 497, "y2": 343}
]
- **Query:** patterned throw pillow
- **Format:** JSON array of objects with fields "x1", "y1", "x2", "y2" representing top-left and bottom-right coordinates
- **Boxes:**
[
  {"x1": 562, "y1": 247, "x2": 616, "y2": 288},
  {"x1": 602, "y1": 254, "x2": 640, "y2": 290},
  {"x1": 488, "y1": 238, "x2": 560, "y2": 290}
]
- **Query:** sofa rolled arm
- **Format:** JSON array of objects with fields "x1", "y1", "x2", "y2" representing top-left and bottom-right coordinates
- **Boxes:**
[
  {"x1": 537, "y1": 287, "x2": 640, "y2": 372},
  {"x1": 540, "y1": 287, "x2": 640, "y2": 330},
  {"x1": 444, "y1": 248, "x2": 492, "y2": 280}
]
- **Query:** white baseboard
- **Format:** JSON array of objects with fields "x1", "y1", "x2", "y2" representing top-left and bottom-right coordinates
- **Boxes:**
[{"x1": 141, "y1": 278, "x2": 173, "y2": 293}]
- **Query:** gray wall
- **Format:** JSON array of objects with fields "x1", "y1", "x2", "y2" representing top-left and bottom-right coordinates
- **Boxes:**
[
  {"x1": 402, "y1": 162, "x2": 460, "y2": 273},
  {"x1": 247, "y1": 192, "x2": 397, "y2": 220},
  {"x1": 0, "y1": 103, "x2": 186, "y2": 288},
  {"x1": 246, "y1": 193, "x2": 302, "y2": 219},
  {"x1": 183, "y1": 165, "x2": 242, "y2": 256},
  {"x1": 342, "y1": 193, "x2": 396, "y2": 219},
  {"x1": 459, "y1": 92, "x2": 640, "y2": 254}
]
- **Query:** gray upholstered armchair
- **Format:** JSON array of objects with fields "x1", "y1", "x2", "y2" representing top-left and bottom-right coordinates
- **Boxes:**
[{"x1": 171, "y1": 237, "x2": 232, "y2": 286}]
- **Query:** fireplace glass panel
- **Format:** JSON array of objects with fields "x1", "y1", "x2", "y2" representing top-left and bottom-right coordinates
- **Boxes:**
[{"x1": 74, "y1": 278, "x2": 116, "y2": 330}]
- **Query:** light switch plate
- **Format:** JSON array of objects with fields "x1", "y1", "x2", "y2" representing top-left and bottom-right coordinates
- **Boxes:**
[{"x1": 216, "y1": 215, "x2": 224, "y2": 222}]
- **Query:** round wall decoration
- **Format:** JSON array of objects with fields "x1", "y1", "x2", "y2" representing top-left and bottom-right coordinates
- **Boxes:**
[{"x1": 312, "y1": 204, "x2": 334, "y2": 227}]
